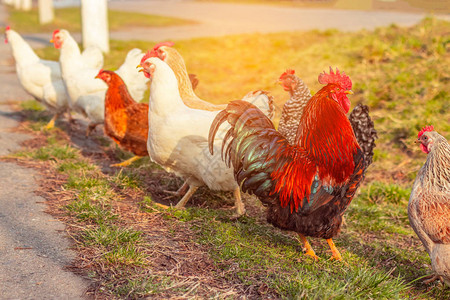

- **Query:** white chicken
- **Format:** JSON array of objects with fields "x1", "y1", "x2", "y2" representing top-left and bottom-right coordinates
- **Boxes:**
[
  {"x1": 139, "y1": 56, "x2": 274, "y2": 216},
  {"x1": 51, "y1": 29, "x2": 149, "y2": 135},
  {"x1": 5, "y1": 26, "x2": 69, "y2": 129}
]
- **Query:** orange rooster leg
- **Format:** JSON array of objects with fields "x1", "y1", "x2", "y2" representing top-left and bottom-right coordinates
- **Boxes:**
[
  {"x1": 111, "y1": 155, "x2": 142, "y2": 167},
  {"x1": 326, "y1": 238, "x2": 343, "y2": 261},
  {"x1": 298, "y1": 234, "x2": 319, "y2": 260}
]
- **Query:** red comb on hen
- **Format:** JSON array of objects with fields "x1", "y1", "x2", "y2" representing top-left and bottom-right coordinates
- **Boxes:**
[
  {"x1": 140, "y1": 42, "x2": 174, "y2": 65},
  {"x1": 5, "y1": 26, "x2": 10, "y2": 31},
  {"x1": 52, "y1": 29, "x2": 60, "y2": 39},
  {"x1": 140, "y1": 50, "x2": 153, "y2": 66},
  {"x1": 318, "y1": 67, "x2": 352, "y2": 90},
  {"x1": 418, "y1": 125, "x2": 434, "y2": 138},
  {"x1": 279, "y1": 69, "x2": 295, "y2": 80}
]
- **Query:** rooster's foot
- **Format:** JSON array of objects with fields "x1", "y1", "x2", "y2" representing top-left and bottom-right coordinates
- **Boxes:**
[
  {"x1": 298, "y1": 233, "x2": 319, "y2": 261},
  {"x1": 304, "y1": 249, "x2": 320, "y2": 261},
  {"x1": 326, "y1": 238, "x2": 343, "y2": 261}
]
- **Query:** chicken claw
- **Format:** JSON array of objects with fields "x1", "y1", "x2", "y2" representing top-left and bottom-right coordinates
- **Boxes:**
[{"x1": 299, "y1": 234, "x2": 319, "y2": 261}]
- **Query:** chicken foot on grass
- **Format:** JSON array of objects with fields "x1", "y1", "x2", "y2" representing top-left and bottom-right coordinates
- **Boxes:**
[
  {"x1": 327, "y1": 238, "x2": 343, "y2": 261},
  {"x1": 299, "y1": 233, "x2": 319, "y2": 260},
  {"x1": 174, "y1": 185, "x2": 198, "y2": 208},
  {"x1": 111, "y1": 155, "x2": 142, "y2": 167},
  {"x1": 43, "y1": 113, "x2": 60, "y2": 130}
]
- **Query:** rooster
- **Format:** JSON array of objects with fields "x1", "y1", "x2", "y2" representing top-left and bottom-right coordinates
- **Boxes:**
[
  {"x1": 5, "y1": 26, "x2": 69, "y2": 129},
  {"x1": 408, "y1": 125, "x2": 450, "y2": 286},
  {"x1": 139, "y1": 57, "x2": 276, "y2": 216},
  {"x1": 51, "y1": 29, "x2": 149, "y2": 135},
  {"x1": 209, "y1": 68, "x2": 369, "y2": 260},
  {"x1": 278, "y1": 69, "x2": 377, "y2": 168},
  {"x1": 95, "y1": 70, "x2": 148, "y2": 167}
]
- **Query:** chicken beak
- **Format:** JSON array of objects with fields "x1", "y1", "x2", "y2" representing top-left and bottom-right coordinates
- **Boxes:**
[
  {"x1": 345, "y1": 90, "x2": 354, "y2": 95},
  {"x1": 414, "y1": 139, "x2": 420, "y2": 144},
  {"x1": 136, "y1": 64, "x2": 144, "y2": 72},
  {"x1": 50, "y1": 39, "x2": 54, "y2": 43}
]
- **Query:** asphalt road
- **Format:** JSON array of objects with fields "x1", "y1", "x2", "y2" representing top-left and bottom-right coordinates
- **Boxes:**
[
  {"x1": 108, "y1": 0, "x2": 446, "y2": 41},
  {"x1": 0, "y1": 3, "x2": 89, "y2": 299}
]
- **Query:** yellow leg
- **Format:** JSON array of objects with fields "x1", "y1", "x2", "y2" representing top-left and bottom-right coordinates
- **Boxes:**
[
  {"x1": 326, "y1": 238, "x2": 343, "y2": 261},
  {"x1": 43, "y1": 114, "x2": 58, "y2": 130},
  {"x1": 298, "y1": 234, "x2": 319, "y2": 260},
  {"x1": 111, "y1": 156, "x2": 142, "y2": 167},
  {"x1": 154, "y1": 202, "x2": 169, "y2": 209},
  {"x1": 175, "y1": 186, "x2": 198, "y2": 209},
  {"x1": 233, "y1": 187, "x2": 246, "y2": 217}
]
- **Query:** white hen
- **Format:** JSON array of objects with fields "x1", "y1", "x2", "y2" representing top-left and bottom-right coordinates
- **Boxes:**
[
  {"x1": 140, "y1": 57, "x2": 274, "y2": 216},
  {"x1": 51, "y1": 29, "x2": 149, "y2": 135},
  {"x1": 5, "y1": 26, "x2": 69, "y2": 129}
]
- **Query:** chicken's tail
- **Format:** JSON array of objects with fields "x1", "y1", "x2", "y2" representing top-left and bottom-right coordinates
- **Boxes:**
[
  {"x1": 348, "y1": 103, "x2": 377, "y2": 168},
  {"x1": 241, "y1": 90, "x2": 275, "y2": 120}
]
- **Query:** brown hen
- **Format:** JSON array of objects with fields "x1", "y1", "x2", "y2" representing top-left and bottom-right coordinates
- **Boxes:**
[{"x1": 96, "y1": 69, "x2": 148, "y2": 167}]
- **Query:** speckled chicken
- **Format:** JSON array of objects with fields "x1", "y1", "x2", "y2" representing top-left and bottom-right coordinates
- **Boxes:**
[{"x1": 408, "y1": 125, "x2": 450, "y2": 286}]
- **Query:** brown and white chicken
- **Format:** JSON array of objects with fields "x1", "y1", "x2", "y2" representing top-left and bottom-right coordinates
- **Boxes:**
[
  {"x1": 144, "y1": 42, "x2": 274, "y2": 118},
  {"x1": 408, "y1": 125, "x2": 450, "y2": 286},
  {"x1": 139, "y1": 44, "x2": 274, "y2": 213}
]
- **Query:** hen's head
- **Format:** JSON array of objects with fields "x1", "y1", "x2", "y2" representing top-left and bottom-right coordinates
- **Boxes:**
[
  {"x1": 318, "y1": 67, "x2": 353, "y2": 113},
  {"x1": 50, "y1": 29, "x2": 66, "y2": 49},
  {"x1": 95, "y1": 69, "x2": 116, "y2": 85},
  {"x1": 148, "y1": 41, "x2": 174, "y2": 62},
  {"x1": 138, "y1": 56, "x2": 158, "y2": 79},
  {"x1": 417, "y1": 125, "x2": 436, "y2": 154},
  {"x1": 279, "y1": 69, "x2": 297, "y2": 92},
  {"x1": 4, "y1": 25, "x2": 10, "y2": 44}
]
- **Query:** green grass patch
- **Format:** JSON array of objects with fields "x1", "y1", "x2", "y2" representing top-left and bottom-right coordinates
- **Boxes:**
[{"x1": 7, "y1": 7, "x2": 195, "y2": 33}]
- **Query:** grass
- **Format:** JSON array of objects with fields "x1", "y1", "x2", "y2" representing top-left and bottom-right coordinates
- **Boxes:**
[
  {"x1": 6, "y1": 6, "x2": 195, "y2": 33},
  {"x1": 7, "y1": 15, "x2": 450, "y2": 299}
]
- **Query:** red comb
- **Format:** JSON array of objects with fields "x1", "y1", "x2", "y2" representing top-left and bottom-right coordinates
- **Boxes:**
[
  {"x1": 52, "y1": 29, "x2": 60, "y2": 39},
  {"x1": 97, "y1": 69, "x2": 104, "y2": 76},
  {"x1": 153, "y1": 41, "x2": 174, "y2": 50},
  {"x1": 5, "y1": 26, "x2": 10, "y2": 31},
  {"x1": 279, "y1": 69, "x2": 295, "y2": 80},
  {"x1": 418, "y1": 125, "x2": 434, "y2": 138},
  {"x1": 140, "y1": 50, "x2": 152, "y2": 66},
  {"x1": 318, "y1": 67, "x2": 352, "y2": 90}
]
